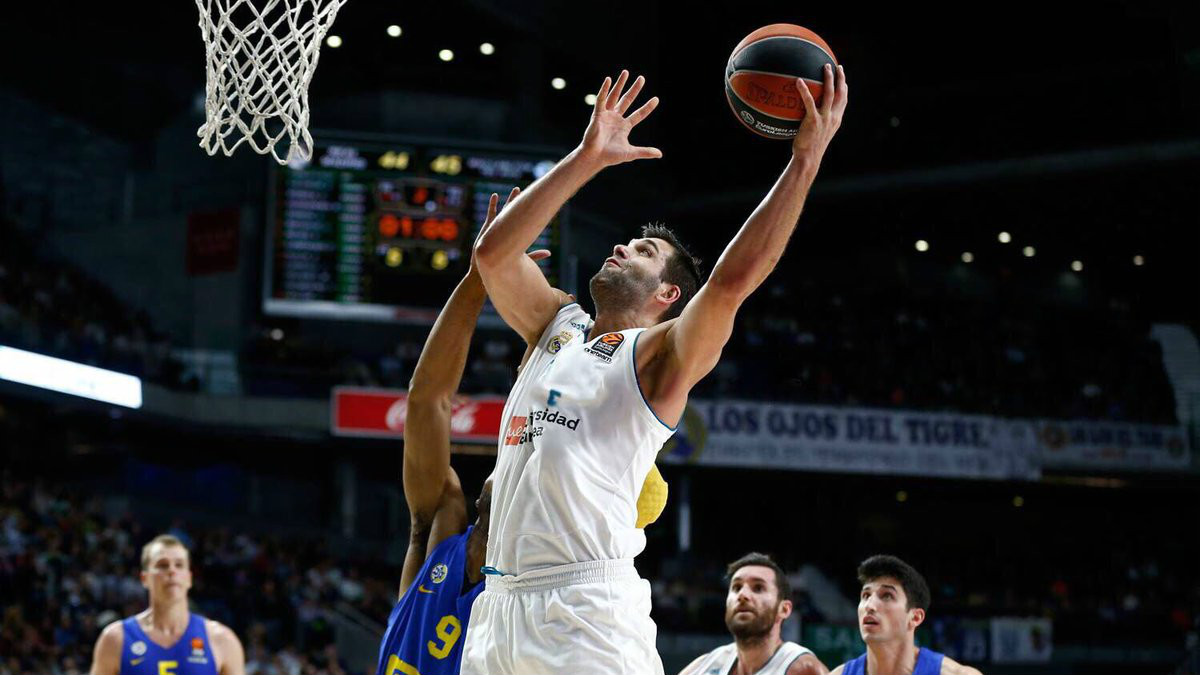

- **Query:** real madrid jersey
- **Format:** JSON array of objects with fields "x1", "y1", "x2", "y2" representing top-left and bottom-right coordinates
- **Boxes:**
[
  {"x1": 487, "y1": 303, "x2": 677, "y2": 575},
  {"x1": 119, "y1": 614, "x2": 218, "y2": 675},
  {"x1": 376, "y1": 526, "x2": 484, "y2": 675},
  {"x1": 690, "y1": 641, "x2": 815, "y2": 675}
]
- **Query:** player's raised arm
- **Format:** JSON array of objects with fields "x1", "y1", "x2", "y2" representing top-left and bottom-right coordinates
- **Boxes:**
[
  {"x1": 474, "y1": 70, "x2": 661, "y2": 343},
  {"x1": 400, "y1": 189, "x2": 549, "y2": 595},
  {"x1": 646, "y1": 65, "x2": 847, "y2": 412}
]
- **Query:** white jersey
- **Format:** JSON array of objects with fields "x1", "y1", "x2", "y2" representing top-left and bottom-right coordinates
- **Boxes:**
[
  {"x1": 487, "y1": 303, "x2": 676, "y2": 574},
  {"x1": 689, "y1": 641, "x2": 815, "y2": 675}
]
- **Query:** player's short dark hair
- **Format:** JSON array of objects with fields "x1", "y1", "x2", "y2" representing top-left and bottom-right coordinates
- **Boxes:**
[
  {"x1": 726, "y1": 552, "x2": 792, "y2": 604},
  {"x1": 857, "y1": 554, "x2": 931, "y2": 611},
  {"x1": 642, "y1": 223, "x2": 702, "y2": 322}
]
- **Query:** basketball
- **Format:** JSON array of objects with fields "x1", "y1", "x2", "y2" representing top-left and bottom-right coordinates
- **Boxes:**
[{"x1": 725, "y1": 24, "x2": 837, "y2": 139}]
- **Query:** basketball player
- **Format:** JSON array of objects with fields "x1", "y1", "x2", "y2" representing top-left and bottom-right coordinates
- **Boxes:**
[
  {"x1": 461, "y1": 64, "x2": 848, "y2": 675},
  {"x1": 679, "y1": 553, "x2": 828, "y2": 675},
  {"x1": 375, "y1": 190, "x2": 671, "y2": 675},
  {"x1": 89, "y1": 535, "x2": 245, "y2": 675},
  {"x1": 376, "y1": 189, "x2": 537, "y2": 675},
  {"x1": 830, "y1": 555, "x2": 983, "y2": 675}
]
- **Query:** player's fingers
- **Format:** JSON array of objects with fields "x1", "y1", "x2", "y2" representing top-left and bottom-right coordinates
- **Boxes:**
[
  {"x1": 633, "y1": 146, "x2": 663, "y2": 160},
  {"x1": 835, "y1": 65, "x2": 849, "y2": 112},
  {"x1": 617, "y1": 75, "x2": 646, "y2": 115},
  {"x1": 819, "y1": 64, "x2": 835, "y2": 115},
  {"x1": 527, "y1": 249, "x2": 552, "y2": 261},
  {"x1": 606, "y1": 70, "x2": 630, "y2": 110},
  {"x1": 628, "y1": 96, "x2": 659, "y2": 127},
  {"x1": 485, "y1": 192, "x2": 499, "y2": 223},
  {"x1": 595, "y1": 77, "x2": 612, "y2": 114},
  {"x1": 796, "y1": 77, "x2": 817, "y2": 121},
  {"x1": 503, "y1": 186, "x2": 521, "y2": 208}
]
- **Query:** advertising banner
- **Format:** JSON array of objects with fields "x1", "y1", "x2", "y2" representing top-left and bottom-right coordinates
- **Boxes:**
[
  {"x1": 331, "y1": 387, "x2": 505, "y2": 443},
  {"x1": 660, "y1": 400, "x2": 1041, "y2": 480},
  {"x1": 1035, "y1": 419, "x2": 1190, "y2": 471}
]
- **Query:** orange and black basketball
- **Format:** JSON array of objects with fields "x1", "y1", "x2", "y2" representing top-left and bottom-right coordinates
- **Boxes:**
[{"x1": 725, "y1": 24, "x2": 837, "y2": 139}]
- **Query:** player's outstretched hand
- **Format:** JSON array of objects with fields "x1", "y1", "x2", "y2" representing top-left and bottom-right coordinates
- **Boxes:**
[
  {"x1": 579, "y1": 70, "x2": 662, "y2": 167},
  {"x1": 469, "y1": 188, "x2": 550, "y2": 277},
  {"x1": 793, "y1": 64, "x2": 847, "y2": 163}
]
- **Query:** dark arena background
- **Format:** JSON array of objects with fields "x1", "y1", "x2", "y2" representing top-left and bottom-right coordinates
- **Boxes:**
[{"x1": 2, "y1": 1, "x2": 1199, "y2": 674}]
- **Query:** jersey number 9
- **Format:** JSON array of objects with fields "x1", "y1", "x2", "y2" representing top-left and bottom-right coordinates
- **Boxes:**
[{"x1": 426, "y1": 615, "x2": 462, "y2": 659}]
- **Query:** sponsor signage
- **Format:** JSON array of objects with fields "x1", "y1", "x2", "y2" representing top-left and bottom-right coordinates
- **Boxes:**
[
  {"x1": 662, "y1": 400, "x2": 1042, "y2": 480},
  {"x1": 1036, "y1": 419, "x2": 1190, "y2": 471},
  {"x1": 330, "y1": 388, "x2": 1190, "y2": 475},
  {"x1": 331, "y1": 387, "x2": 505, "y2": 442}
]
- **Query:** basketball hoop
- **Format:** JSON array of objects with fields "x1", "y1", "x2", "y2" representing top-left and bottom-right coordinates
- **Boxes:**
[{"x1": 194, "y1": 0, "x2": 349, "y2": 165}]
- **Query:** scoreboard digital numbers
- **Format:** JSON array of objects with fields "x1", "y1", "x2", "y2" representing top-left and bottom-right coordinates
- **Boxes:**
[{"x1": 264, "y1": 138, "x2": 566, "y2": 323}]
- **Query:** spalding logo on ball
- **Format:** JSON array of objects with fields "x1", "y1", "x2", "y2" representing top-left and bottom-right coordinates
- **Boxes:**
[{"x1": 725, "y1": 24, "x2": 837, "y2": 139}]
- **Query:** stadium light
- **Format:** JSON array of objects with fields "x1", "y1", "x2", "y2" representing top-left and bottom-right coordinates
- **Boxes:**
[
  {"x1": 325, "y1": 35, "x2": 343, "y2": 48},
  {"x1": 479, "y1": 42, "x2": 495, "y2": 55},
  {"x1": 896, "y1": 490, "x2": 908, "y2": 503},
  {"x1": 386, "y1": 25, "x2": 402, "y2": 38},
  {"x1": 1013, "y1": 495, "x2": 1025, "y2": 508},
  {"x1": 1133, "y1": 254, "x2": 1145, "y2": 266},
  {"x1": 1022, "y1": 246, "x2": 1036, "y2": 258},
  {"x1": 1071, "y1": 260, "x2": 1083, "y2": 272},
  {"x1": 584, "y1": 94, "x2": 597, "y2": 106},
  {"x1": 914, "y1": 239, "x2": 929, "y2": 252},
  {"x1": 961, "y1": 252, "x2": 974, "y2": 263},
  {"x1": 551, "y1": 77, "x2": 567, "y2": 90},
  {"x1": 0, "y1": 345, "x2": 143, "y2": 409},
  {"x1": 438, "y1": 49, "x2": 454, "y2": 62},
  {"x1": 998, "y1": 231, "x2": 1012, "y2": 244}
]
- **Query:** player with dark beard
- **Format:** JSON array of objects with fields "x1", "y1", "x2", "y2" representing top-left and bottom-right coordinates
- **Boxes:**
[{"x1": 679, "y1": 553, "x2": 827, "y2": 675}]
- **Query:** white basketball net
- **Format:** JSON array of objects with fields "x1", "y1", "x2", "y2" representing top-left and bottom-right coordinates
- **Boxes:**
[{"x1": 195, "y1": 0, "x2": 349, "y2": 165}]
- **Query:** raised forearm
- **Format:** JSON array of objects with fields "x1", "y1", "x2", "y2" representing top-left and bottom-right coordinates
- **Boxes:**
[
  {"x1": 407, "y1": 271, "x2": 487, "y2": 402},
  {"x1": 708, "y1": 155, "x2": 820, "y2": 299},
  {"x1": 474, "y1": 148, "x2": 602, "y2": 265}
]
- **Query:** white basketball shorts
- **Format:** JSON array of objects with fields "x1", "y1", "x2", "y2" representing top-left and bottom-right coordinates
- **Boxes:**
[{"x1": 460, "y1": 559, "x2": 662, "y2": 675}]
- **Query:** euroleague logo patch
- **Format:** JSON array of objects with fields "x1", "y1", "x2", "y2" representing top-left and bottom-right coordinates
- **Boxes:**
[
  {"x1": 130, "y1": 641, "x2": 147, "y2": 657},
  {"x1": 584, "y1": 332, "x2": 625, "y2": 363}
]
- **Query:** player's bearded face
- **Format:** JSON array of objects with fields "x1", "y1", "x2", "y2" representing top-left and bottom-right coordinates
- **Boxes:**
[
  {"x1": 589, "y1": 246, "x2": 664, "y2": 314},
  {"x1": 725, "y1": 597, "x2": 781, "y2": 640},
  {"x1": 725, "y1": 567, "x2": 785, "y2": 642}
]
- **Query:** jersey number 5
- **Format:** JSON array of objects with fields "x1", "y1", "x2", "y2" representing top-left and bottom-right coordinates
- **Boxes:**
[
  {"x1": 158, "y1": 662, "x2": 178, "y2": 675},
  {"x1": 426, "y1": 615, "x2": 462, "y2": 659}
]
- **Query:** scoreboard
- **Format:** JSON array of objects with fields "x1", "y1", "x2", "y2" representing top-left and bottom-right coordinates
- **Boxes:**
[{"x1": 263, "y1": 137, "x2": 567, "y2": 323}]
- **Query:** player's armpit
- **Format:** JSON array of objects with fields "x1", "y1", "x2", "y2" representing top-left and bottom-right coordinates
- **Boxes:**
[
  {"x1": 638, "y1": 281, "x2": 742, "y2": 423},
  {"x1": 475, "y1": 252, "x2": 572, "y2": 344},
  {"x1": 398, "y1": 471, "x2": 467, "y2": 598},
  {"x1": 88, "y1": 621, "x2": 123, "y2": 675}
]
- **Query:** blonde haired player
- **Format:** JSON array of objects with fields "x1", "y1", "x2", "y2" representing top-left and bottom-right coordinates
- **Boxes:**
[
  {"x1": 462, "y1": 63, "x2": 847, "y2": 675},
  {"x1": 90, "y1": 535, "x2": 245, "y2": 675}
]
